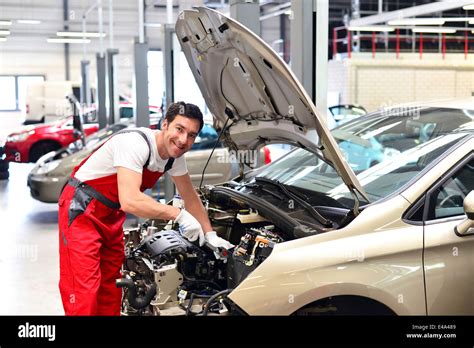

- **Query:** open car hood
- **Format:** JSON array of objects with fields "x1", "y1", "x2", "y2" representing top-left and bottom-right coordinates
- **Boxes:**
[{"x1": 176, "y1": 7, "x2": 369, "y2": 203}]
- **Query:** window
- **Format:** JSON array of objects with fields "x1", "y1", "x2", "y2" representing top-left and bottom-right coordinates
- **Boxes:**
[
  {"x1": 120, "y1": 106, "x2": 134, "y2": 119},
  {"x1": 191, "y1": 124, "x2": 221, "y2": 150},
  {"x1": 147, "y1": 50, "x2": 164, "y2": 109},
  {"x1": 174, "y1": 52, "x2": 210, "y2": 121},
  {"x1": 429, "y1": 157, "x2": 474, "y2": 220},
  {"x1": 0, "y1": 75, "x2": 44, "y2": 111},
  {"x1": 0, "y1": 76, "x2": 17, "y2": 110}
]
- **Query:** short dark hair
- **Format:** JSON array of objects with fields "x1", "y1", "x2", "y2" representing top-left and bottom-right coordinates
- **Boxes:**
[{"x1": 165, "y1": 101, "x2": 204, "y2": 131}]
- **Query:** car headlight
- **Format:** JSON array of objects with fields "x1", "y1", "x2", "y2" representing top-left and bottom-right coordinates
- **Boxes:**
[
  {"x1": 35, "y1": 160, "x2": 61, "y2": 175},
  {"x1": 7, "y1": 131, "x2": 33, "y2": 143}
]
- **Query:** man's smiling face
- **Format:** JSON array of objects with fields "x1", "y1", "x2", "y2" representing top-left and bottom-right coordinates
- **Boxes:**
[{"x1": 160, "y1": 115, "x2": 200, "y2": 158}]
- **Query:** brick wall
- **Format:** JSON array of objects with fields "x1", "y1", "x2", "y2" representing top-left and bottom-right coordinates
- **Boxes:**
[{"x1": 328, "y1": 53, "x2": 474, "y2": 112}]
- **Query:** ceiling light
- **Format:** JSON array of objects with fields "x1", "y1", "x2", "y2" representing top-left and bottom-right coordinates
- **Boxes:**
[
  {"x1": 0, "y1": 20, "x2": 12, "y2": 26},
  {"x1": 469, "y1": 19, "x2": 474, "y2": 24},
  {"x1": 47, "y1": 37, "x2": 91, "y2": 44},
  {"x1": 462, "y1": 4, "x2": 474, "y2": 10},
  {"x1": 412, "y1": 27, "x2": 456, "y2": 34},
  {"x1": 17, "y1": 19, "x2": 41, "y2": 24},
  {"x1": 348, "y1": 26, "x2": 395, "y2": 32},
  {"x1": 0, "y1": 30, "x2": 10, "y2": 35},
  {"x1": 0, "y1": 37, "x2": 7, "y2": 42},
  {"x1": 388, "y1": 18, "x2": 445, "y2": 25},
  {"x1": 56, "y1": 31, "x2": 106, "y2": 38},
  {"x1": 443, "y1": 17, "x2": 474, "y2": 22}
]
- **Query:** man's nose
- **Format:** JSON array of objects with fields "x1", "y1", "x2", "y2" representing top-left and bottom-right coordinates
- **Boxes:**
[{"x1": 178, "y1": 132, "x2": 187, "y2": 144}]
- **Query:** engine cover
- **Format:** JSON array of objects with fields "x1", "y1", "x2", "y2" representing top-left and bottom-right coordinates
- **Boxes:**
[{"x1": 142, "y1": 230, "x2": 195, "y2": 258}]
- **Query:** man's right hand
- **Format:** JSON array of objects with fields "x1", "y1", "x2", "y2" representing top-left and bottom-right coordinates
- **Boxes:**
[{"x1": 175, "y1": 209, "x2": 205, "y2": 246}]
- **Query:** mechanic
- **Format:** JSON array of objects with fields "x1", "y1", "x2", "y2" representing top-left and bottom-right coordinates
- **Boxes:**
[{"x1": 58, "y1": 101, "x2": 233, "y2": 316}]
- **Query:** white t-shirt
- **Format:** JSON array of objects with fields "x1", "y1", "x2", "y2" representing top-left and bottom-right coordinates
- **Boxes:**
[{"x1": 74, "y1": 127, "x2": 188, "y2": 181}]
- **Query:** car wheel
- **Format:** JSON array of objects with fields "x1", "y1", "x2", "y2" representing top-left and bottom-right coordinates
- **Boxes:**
[
  {"x1": 29, "y1": 141, "x2": 61, "y2": 163},
  {"x1": 0, "y1": 160, "x2": 9, "y2": 172},
  {"x1": 0, "y1": 171, "x2": 9, "y2": 180}
]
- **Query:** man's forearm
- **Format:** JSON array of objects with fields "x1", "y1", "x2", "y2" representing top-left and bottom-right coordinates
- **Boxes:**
[
  {"x1": 183, "y1": 192, "x2": 213, "y2": 233},
  {"x1": 121, "y1": 192, "x2": 180, "y2": 221}
]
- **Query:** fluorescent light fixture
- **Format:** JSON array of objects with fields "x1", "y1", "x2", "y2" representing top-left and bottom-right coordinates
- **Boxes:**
[
  {"x1": 17, "y1": 19, "x2": 41, "y2": 24},
  {"x1": 348, "y1": 26, "x2": 394, "y2": 32},
  {"x1": 388, "y1": 18, "x2": 445, "y2": 25},
  {"x1": 462, "y1": 4, "x2": 474, "y2": 10},
  {"x1": 47, "y1": 37, "x2": 91, "y2": 44},
  {"x1": 0, "y1": 20, "x2": 12, "y2": 26},
  {"x1": 412, "y1": 27, "x2": 456, "y2": 34},
  {"x1": 469, "y1": 19, "x2": 474, "y2": 24},
  {"x1": 0, "y1": 37, "x2": 7, "y2": 42},
  {"x1": 443, "y1": 17, "x2": 474, "y2": 22},
  {"x1": 56, "y1": 31, "x2": 106, "y2": 38},
  {"x1": 0, "y1": 30, "x2": 10, "y2": 35}
]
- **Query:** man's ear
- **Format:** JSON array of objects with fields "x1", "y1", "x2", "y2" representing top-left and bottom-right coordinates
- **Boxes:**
[{"x1": 161, "y1": 119, "x2": 168, "y2": 130}]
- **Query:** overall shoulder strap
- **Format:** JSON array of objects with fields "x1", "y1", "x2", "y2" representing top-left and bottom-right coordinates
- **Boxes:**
[
  {"x1": 164, "y1": 158, "x2": 175, "y2": 173},
  {"x1": 115, "y1": 129, "x2": 152, "y2": 168}
]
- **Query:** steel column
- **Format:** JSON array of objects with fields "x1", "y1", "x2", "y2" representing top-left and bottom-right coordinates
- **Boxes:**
[
  {"x1": 163, "y1": 24, "x2": 176, "y2": 202},
  {"x1": 107, "y1": 48, "x2": 119, "y2": 124},
  {"x1": 229, "y1": 0, "x2": 260, "y2": 36},
  {"x1": 133, "y1": 41, "x2": 150, "y2": 128},
  {"x1": 96, "y1": 54, "x2": 107, "y2": 129}
]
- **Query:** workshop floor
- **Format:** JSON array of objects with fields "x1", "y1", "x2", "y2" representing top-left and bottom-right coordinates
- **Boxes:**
[{"x1": 0, "y1": 113, "x2": 139, "y2": 315}]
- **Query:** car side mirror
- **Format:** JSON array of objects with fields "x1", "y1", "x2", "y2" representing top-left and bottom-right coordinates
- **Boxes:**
[{"x1": 455, "y1": 191, "x2": 474, "y2": 236}]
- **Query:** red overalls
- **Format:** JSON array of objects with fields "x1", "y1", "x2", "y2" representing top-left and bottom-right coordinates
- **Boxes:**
[{"x1": 58, "y1": 130, "x2": 173, "y2": 315}]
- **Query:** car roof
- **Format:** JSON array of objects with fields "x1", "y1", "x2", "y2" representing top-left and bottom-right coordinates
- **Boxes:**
[{"x1": 377, "y1": 97, "x2": 474, "y2": 112}]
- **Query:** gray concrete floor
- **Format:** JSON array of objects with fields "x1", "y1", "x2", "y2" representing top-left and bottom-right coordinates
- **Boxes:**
[
  {"x1": 0, "y1": 112, "x2": 139, "y2": 315},
  {"x1": 0, "y1": 161, "x2": 63, "y2": 314},
  {"x1": 0, "y1": 112, "x2": 63, "y2": 314}
]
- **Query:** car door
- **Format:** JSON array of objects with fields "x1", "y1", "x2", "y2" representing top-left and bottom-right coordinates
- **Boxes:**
[{"x1": 423, "y1": 154, "x2": 474, "y2": 314}]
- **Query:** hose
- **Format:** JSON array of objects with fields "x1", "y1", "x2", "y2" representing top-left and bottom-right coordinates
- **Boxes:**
[
  {"x1": 201, "y1": 289, "x2": 233, "y2": 316},
  {"x1": 116, "y1": 278, "x2": 157, "y2": 310}
]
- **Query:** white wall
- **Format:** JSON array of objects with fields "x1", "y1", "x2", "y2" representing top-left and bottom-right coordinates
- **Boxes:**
[{"x1": 328, "y1": 53, "x2": 474, "y2": 112}]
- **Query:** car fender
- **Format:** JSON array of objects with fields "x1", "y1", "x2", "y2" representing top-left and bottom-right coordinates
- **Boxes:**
[{"x1": 227, "y1": 195, "x2": 426, "y2": 315}]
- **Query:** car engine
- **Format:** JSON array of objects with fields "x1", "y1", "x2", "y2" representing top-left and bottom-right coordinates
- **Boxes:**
[{"x1": 117, "y1": 185, "x2": 288, "y2": 316}]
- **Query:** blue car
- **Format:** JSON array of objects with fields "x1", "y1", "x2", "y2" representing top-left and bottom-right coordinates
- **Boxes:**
[{"x1": 332, "y1": 106, "x2": 473, "y2": 172}]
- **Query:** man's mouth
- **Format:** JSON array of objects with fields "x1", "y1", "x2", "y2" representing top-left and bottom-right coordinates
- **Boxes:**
[{"x1": 171, "y1": 140, "x2": 185, "y2": 150}]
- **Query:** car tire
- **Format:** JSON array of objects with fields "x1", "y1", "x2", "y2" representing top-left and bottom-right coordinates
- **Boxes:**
[
  {"x1": 0, "y1": 171, "x2": 9, "y2": 180},
  {"x1": 29, "y1": 141, "x2": 61, "y2": 163},
  {"x1": 0, "y1": 160, "x2": 9, "y2": 172}
]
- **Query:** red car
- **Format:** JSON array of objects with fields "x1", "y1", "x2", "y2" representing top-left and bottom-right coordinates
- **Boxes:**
[
  {"x1": 5, "y1": 103, "x2": 161, "y2": 163},
  {"x1": 4, "y1": 117, "x2": 99, "y2": 163}
]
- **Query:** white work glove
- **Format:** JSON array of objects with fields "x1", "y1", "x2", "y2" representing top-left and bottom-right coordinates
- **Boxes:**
[
  {"x1": 204, "y1": 231, "x2": 235, "y2": 252},
  {"x1": 205, "y1": 232, "x2": 235, "y2": 261},
  {"x1": 175, "y1": 209, "x2": 205, "y2": 246}
]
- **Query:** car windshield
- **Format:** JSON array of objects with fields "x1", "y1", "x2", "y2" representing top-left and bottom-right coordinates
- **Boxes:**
[
  {"x1": 253, "y1": 132, "x2": 470, "y2": 208},
  {"x1": 331, "y1": 106, "x2": 473, "y2": 173}
]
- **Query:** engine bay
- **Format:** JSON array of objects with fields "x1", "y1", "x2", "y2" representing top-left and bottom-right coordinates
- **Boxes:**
[{"x1": 118, "y1": 184, "x2": 291, "y2": 316}]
